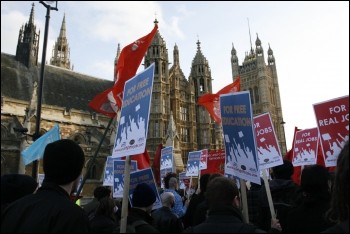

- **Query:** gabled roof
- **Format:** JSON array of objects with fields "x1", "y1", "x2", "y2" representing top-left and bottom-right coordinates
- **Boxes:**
[{"x1": 1, "y1": 53, "x2": 113, "y2": 112}]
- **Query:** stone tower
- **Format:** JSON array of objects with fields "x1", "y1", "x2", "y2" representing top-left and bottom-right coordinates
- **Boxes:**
[
  {"x1": 189, "y1": 40, "x2": 217, "y2": 151},
  {"x1": 230, "y1": 35, "x2": 287, "y2": 155},
  {"x1": 15, "y1": 3, "x2": 40, "y2": 68},
  {"x1": 143, "y1": 21, "x2": 225, "y2": 169},
  {"x1": 50, "y1": 14, "x2": 71, "y2": 69}
]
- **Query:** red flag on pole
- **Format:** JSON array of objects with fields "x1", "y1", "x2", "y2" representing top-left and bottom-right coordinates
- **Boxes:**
[
  {"x1": 152, "y1": 143, "x2": 163, "y2": 185},
  {"x1": 88, "y1": 24, "x2": 159, "y2": 117},
  {"x1": 197, "y1": 77, "x2": 240, "y2": 123}
]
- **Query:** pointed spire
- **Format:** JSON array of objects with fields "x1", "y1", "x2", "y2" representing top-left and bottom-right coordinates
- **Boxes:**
[
  {"x1": 59, "y1": 13, "x2": 67, "y2": 39},
  {"x1": 196, "y1": 39, "x2": 201, "y2": 51},
  {"x1": 247, "y1": 18, "x2": 253, "y2": 54},
  {"x1": 115, "y1": 43, "x2": 121, "y2": 63},
  {"x1": 255, "y1": 33, "x2": 261, "y2": 46},
  {"x1": 29, "y1": 3, "x2": 35, "y2": 26},
  {"x1": 174, "y1": 43, "x2": 179, "y2": 66},
  {"x1": 231, "y1": 43, "x2": 237, "y2": 56}
]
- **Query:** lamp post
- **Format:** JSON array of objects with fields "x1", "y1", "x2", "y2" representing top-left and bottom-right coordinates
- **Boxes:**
[
  {"x1": 280, "y1": 120, "x2": 286, "y2": 156},
  {"x1": 32, "y1": 1, "x2": 58, "y2": 180}
]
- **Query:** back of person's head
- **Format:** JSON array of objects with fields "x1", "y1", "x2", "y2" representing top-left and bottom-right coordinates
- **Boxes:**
[
  {"x1": 93, "y1": 186, "x2": 111, "y2": 201},
  {"x1": 208, "y1": 173, "x2": 223, "y2": 182},
  {"x1": 327, "y1": 140, "x2": 349, "y2": 222},
  {"x1": 132, "y1": 183, "x2": 156, "y2": 208},
  {"x1": 95, "y1": 197, "x2": 116, "y2": 220},
  {"x1": 1, "y1": 174, "x2": 38, "y2": 206},
  {"x1": 199, "y1": 173, "x2": 211, "y2": 193},
  {"x1": 206, "y1": 176, "x2": 239, "y2": 206},
  {"x1": 160, "y1": 191, "x2": 175, "y2": 208},
  {"x1": 301, "y1": 164, "x2": 330, "y2": 201},
  {"x1": 43, "y1": 139, "x2": 85, "y2": 185},
  {"x1": 164, "y1": 172, "x2": 177, "y2": 189},
  {"x1": 271, "y1": 159, "x2": 294, "y2": 180}
]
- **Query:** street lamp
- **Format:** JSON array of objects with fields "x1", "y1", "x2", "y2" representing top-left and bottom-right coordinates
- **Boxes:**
[
  {"x1": 32, "y1": 1, "x2": 58, "y2": 180},
  {"x1": 280, "y1": 120, "x2": 286, "y2": 155}
]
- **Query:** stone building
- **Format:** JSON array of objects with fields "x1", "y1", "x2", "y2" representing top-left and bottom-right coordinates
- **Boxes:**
[{"x1": 1, "y1": 4, "x2": 286, "y2": 198}]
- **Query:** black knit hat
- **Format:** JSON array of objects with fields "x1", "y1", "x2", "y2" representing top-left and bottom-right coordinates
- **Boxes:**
[
  {"x1": 1, "y1": 174, "x2": 38, "y2": 205},
  {"x1": 43, "y1": 139, "x2": 85, "y2": 185},
  {"x1": 94, "y1": 186, "x2": 111, "y2": 201},
  {"x1": 132, "y1": 183, "x2": 156, "y2": 207}
]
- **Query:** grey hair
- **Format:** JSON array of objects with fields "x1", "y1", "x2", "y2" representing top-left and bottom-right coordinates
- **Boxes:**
[{"x1": 161, "y1": 192, "x2": 175, "y2": 207}]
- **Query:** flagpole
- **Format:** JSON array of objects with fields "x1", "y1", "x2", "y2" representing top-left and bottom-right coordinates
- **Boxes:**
[
  {"x1": 120, "y1": 156, "x2": 131, "y2": 233},
  {"x1": 240, "y1": 179, "x2": 249, "y2": 223},
  {"x1": 262, "y1": 169, "x2": 276, "y2": 219},
  {"x1": 74, "y1": 117, "x2": 114, "y2": 203}
]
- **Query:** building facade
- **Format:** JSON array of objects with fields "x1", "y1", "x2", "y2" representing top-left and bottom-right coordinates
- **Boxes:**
[{"x1": 1, "y1": 4, "x2": 286, "y2": 197}]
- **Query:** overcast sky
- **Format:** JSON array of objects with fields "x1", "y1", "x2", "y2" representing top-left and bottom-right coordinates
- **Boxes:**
[{"x1": 1, "y1": 1, "x2": 349, "y2": 150}]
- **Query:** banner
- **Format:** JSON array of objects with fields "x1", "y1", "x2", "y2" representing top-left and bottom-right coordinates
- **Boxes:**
[
  {"x1": 200, "y1": 149, "x2": 225, "y2": 175},
  {"x1": 220, "y1": 91, "x2": 260, "y2": 184},
  {"x1": 186, "y1": 151, "x2": 201, "y2": 177},
  {"x1": 292, "y1": 128, "x2": 319, "y2": 166},
  {"x1": 112, "y1": 160, "x2": 137, "y2": 198},
  {"x1": 129, "y1": 168, "x2": 162, "y2": 210},
  {"x1": 200, "y1": 149, "x2": 208, "y2": 170},
  {"x1": 103, "y1": 156, "x2": 137, "y2": 186},
  {"x1": 313, "y1": 95, "x2": 349, "y2": 167},
  {"x1": 253, "y1": 113, "x2": 283, "y2": 169},
  {"x1": 112, "y1": 63, "x2": 155, "y2": 157},
  {"x1": 160, "y1": 146, "x2": 174, "y2": 170}
]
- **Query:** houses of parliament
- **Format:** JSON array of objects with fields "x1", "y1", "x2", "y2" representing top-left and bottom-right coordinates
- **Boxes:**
[{"x1": 1, "y1": 4, "x2": 286, "y2": 196}]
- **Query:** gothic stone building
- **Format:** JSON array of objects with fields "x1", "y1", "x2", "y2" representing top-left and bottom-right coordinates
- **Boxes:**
[{"x1": 1, "y1": 4, "x2": 286, "y2": 197}]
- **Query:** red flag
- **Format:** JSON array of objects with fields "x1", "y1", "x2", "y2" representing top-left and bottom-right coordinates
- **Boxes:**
[
  {"x1": 122, "y1": 148, "x2": 151, "y2": 170},
  {"x1": 152, "y1": 143, "x2": 163, "y2": 185},
  {"x1": 88, "y1": 24, "x2": 159, "y2": 117},
  {"x1": 197, "y1": 77, "x2": 240, "y2": 123}
]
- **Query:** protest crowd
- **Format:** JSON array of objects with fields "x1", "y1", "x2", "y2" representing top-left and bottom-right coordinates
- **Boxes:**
[
  {"x1": 1, "y1": 17, "x2": 349, "y2": 234},
  {"x1": 1, "y1": 138, "x2": 348, "y2": 233}
]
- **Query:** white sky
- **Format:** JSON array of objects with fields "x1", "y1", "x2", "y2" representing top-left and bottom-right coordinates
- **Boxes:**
[{"x1": 1, "y1": 1, "x2": 349, "y2": 150}]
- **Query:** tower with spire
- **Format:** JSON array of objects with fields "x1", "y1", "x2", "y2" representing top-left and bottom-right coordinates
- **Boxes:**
[
  {"x1": 188, "y1": 39, "x2": 217, "y2": 151},
  {"x1": 50, "y1": 14, "x2": 71, "y2": 69},
  {"x1": 16, "y1": 3, "x2": 40, "y2": 68},
  {"x1": 230, "y1": 31, "x2": 287, "y2": 155}
]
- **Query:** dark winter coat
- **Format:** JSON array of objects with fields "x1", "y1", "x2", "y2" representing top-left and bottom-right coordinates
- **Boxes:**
[
  {"x1": 127, "y1": 207, "x2": 160, "y2": 233},
  {"x1": 184, "y1": 204, "x2": 265, "y2": 233},
  {"x1": 152, "y1": 206, "x2": 184, "y2": 233},
  {"x1": 1, "y1": 181, "x2": 90, "y2": 233}
]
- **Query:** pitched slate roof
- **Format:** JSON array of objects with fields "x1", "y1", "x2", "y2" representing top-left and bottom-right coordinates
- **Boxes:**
[{"x1": 1, "y1": 53, "x2": 113, "y2": 112}]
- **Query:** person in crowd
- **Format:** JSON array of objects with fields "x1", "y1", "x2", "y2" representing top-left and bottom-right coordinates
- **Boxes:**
[
  {"x1": 152, "y1": 192, "x2": 184, "y2": 233},
  {"x1": 323, "y1": 140, "x2": 349, "y2": 233},
  {"x1": 193, "y1": 173, "x2": 223, "y2": 226},
  {"x1": 1, "y1": 173, "x2": 38, "y2": 213},
  {"x1": 247, "y1": 178, "x2": 263, "y2": 226},
  {"x1": 127, "y1": 182, "x2": 160, "y2": 233},
  {"x1": 286, "y1": 164, "x2": 334, "y2": 232},
  {"x1": 89, "y1": 197, "x2": 119, "y2": 233},
  {"x1": 1, "y1": 139, "x2": 90, "y2": 233},
  {"x1": 258, "y1": 160, "x2": 299, "y2": 232},
  {"x1": 184, "y1": 176, "x2": 281, "y2": 233},
  {"x1": 182, "y1": 173, "x2": 211, "y2": 228},
  {"x1": 83, "y1": 186, "x2": 112, "y2": 218},
  {"x1": 163, "y1": 173, "x2": 189, "y2": 218}
]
